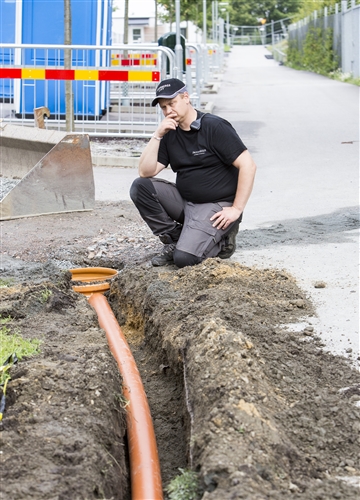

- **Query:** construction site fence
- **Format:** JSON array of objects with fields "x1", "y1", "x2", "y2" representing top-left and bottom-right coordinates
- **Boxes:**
[
  {"x1": 288, "y1": 0, "x2": 359, "y2": 77},
  {"x1": 231, "y1": 18, "x2": 293, "y2": 47},
  {"x1": 0, "y1": 42, "x2": 223, "y2": 137}
]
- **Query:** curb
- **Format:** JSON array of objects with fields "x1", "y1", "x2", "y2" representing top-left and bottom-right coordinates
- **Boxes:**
[{"x1": 92, "y1": 155, "x2": 139, "y2": 168}]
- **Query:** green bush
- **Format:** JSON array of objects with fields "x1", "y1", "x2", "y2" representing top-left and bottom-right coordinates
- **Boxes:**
[
  {"x1": 287, "y1": 40, "x2": 303, "y2": 69},
  {"x1": 303, "y1": 27, "x2": 338, "y2": 74},
  {"x1": 287, "y1": 26, "x2": 338, "y2": 75}
]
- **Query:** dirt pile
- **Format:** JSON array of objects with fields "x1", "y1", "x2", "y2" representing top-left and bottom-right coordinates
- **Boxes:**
[
  {"x1": 109, "y1": 260, "x2": 360, "y2": 499},
  {"x1": 0, "y1": 201, "x2": 359, "y2": 499},
  {"x1": 0, "y1": 276, "x2": 128, "y2": 499}
]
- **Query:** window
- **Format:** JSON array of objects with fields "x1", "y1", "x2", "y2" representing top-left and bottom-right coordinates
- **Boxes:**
[{"x1": 132, "y1": 28, "x2": 141, "y2": 42}]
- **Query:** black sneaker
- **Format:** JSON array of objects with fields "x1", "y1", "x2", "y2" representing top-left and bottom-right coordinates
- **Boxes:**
[
  {"x1": 151, "y1": 243, "x2": 176, "y2": 267},
  {"x1": 218, "y1": 221, "x2": 240, "y2": 259}
]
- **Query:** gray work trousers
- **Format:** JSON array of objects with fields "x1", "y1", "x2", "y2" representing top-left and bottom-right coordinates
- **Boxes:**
[{"x1": 130, "y1": 177, "x2": 239, "y2": 267}]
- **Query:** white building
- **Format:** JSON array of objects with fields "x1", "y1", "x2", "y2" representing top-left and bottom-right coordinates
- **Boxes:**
[{"x1": 112, "y1": 0, "x2": 202, "y2": 44}]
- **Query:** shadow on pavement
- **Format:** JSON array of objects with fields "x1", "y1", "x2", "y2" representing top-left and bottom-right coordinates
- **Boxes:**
[{"x1": 239, "y1": 206, "x2": 359, "y2": 249}]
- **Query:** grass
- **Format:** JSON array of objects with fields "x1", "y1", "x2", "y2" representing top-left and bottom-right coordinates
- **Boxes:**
[
  {"x1": 270, "y1": 39, "x2": 360, "y2": 86},
  {"x1": 329, "y1": 69, "x2": 360, "y2": 86},
  {"x1": 40, "y1": 288, "x2": 52, "y2": 303},
  {"x1": 0, "y1": 317, "x2": 41, "y2": 421},
  {"x1": 0, "y1": 317, "x2": 41, "y2": 382},
  {"x1": 0, "y1": 278, "x2": 14, "y2": 288},
  {"x1": 166, "y1": 468, "x2": 199, "y2": 500}
]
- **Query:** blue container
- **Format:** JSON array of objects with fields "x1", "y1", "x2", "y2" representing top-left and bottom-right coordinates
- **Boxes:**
[
  {"x1": 0, "y1": 0, "x2": 16, "y2": 100},
  {"x1": 0, "y1": 0, "x2": 112, "y2": 118}
]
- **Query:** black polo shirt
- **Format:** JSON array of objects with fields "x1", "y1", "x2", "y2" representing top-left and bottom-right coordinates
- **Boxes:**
[{"x1": 157, "y1": 111, "x2": 247, "y2": 203}]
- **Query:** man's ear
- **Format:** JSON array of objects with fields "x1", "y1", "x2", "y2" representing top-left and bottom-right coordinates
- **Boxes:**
[{"x1": 182, "y1": 91, "x2": 190, "y2": 102}]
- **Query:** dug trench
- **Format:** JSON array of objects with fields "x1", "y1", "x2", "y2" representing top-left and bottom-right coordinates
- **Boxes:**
[{"x1": 0, "y1": 201, "x2": 359, "y2": 499}]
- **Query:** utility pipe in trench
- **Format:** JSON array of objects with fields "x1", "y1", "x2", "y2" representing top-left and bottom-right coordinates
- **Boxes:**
[{"x1": 71, "y1": 268, "x2": 163, "y2": 500}]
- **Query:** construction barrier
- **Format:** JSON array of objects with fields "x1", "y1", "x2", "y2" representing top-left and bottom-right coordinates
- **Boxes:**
[
  {"x1": 0, "y1": 68, "x2": 161, "y2": 82},
  {"x1": 0, "y1": 42, "x2": 223, "y2": 137}
]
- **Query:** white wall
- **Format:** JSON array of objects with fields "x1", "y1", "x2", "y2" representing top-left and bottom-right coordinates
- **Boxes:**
[{"x1": 112, "y1": 0, "x2": 203, "y2": 44}]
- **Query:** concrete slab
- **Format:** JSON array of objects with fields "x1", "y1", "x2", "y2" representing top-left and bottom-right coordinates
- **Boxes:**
[{"x1": 0, "y1": 123, "x2": 66, "y2": 178}]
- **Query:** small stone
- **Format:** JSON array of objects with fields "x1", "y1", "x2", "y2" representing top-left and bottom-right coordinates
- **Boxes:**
[
  {"x1": 303, "y1": 328, "x2": 313, "y2": 336},
  {"x1": 289, "y1": 482, "x2": 300, "y2": 492},
  {"x1": 291, "y1": 299, "x2": 305, "y2": 308},
  {"x1": 314, "y1": 281, "x2": 326, "y2": 288},
  {"x1": 344, "y1": 466, "x2": 356, "y2": 473},
  {"x1": 345, "y1": 459, "x2": 355, "y2": 467},
  {"x1": 212, "y1": 417, "x2": 222, "y2": 428},
  {"x1": 245, "y1": 340, "x2": 253, "y2": 349}
]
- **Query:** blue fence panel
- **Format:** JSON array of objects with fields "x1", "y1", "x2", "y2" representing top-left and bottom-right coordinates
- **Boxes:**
[
  {"x1": 0, "y1": 0, "x2": 16, "y2": 100},
  {"x1": 7, "y1": 0, "x2": 112, "y2": 117}
]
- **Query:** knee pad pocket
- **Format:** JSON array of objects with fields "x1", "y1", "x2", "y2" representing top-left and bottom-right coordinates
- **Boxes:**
[{"x1": 173, "y1": 249, "x2": 202, "y2": 268}]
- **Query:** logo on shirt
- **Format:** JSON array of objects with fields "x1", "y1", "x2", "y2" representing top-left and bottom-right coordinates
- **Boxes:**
[{"x1": 192, "y1": 149, "x2": 206, "y2": 156}]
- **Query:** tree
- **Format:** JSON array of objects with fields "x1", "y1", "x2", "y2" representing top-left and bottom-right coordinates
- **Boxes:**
[
  {"x1": 230, "y1": 0, "x2": 301, "y2": 26},
  {"x1": 293, "y1": 0, "x2": 339, "y2": 22},
  {"x1": 158, "y1": 0, "x2": 302, "y2": 32},
  {"x1": 158, "y1": 0, "x2": 202, "y2": 32}
]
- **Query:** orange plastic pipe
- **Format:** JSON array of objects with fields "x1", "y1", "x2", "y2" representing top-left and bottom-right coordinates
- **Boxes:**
[{"x1": 88, "y1": 292, "x2": 163, "y2": 500}]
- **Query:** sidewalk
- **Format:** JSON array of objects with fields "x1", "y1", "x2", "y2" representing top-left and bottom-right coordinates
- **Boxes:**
[
  {"x1": 94, "y1": 45, "x2": 359, "y2": 361},
  {"x1": 215, "y1": 46, "x2": 359, "y2": 361}
]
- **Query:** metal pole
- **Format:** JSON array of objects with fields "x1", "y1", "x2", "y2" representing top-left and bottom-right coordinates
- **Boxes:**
[
  {"x1": 175, "y1": 0, "x2": 183, "y2": 80},
  {"x1": 226, "y1": 11, "x2": 230, "y2": 46},
  {"x1": 124, "y1": 0, "x2": 129, "y2": 46},
  {"x1": 155, "y1": 0, "x2": 158, "y2": 42},
  {"x1": 122, "y1": 0, "x2": 129, "y2": 105},
  {"x1": 203, "y1": 0, "x2": 207, "y2": 44},
  {"x1": 64, "y1": 0, "x2": 74, "y2": 132},
  {"x1": 215, "y1": 0, "x2": 218, "y2": 44},
  {"x1": 203, "y1": 0, "x2": 209, "y2": 83},
  {"x1": 212, "y1": 1, "x2": 215, "y2": 41}
]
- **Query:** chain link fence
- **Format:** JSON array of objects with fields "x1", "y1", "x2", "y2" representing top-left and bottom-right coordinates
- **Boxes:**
[{"x1": 288, "y1": 0, "x2": 359, "y2": 77}]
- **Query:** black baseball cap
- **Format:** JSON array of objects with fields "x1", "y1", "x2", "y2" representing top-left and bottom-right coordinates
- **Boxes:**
[{"x1": 151, "y1": 78, "x2": 187, "y2": 106}]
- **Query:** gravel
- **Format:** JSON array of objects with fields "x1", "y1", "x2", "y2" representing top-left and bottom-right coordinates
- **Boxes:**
[{"x1": 0, "y1": 178, "x2": 20, "y2": 201}]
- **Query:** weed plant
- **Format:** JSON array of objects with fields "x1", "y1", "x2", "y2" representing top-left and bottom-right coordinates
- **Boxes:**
[
  {"x1": 166, "y1": 468, "x2": 199, "y2": 500},
  {"x1": 0, "y1": 317, "x2": 41, "y2": 374}
]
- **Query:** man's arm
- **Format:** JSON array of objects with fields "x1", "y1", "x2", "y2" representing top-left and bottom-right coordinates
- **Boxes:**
[
  {"x1": 138, "y1": 137, "x2": 166, "y2": 178},
  {"x1": 138, "y1": 111, "x2": 178, "y2": 178},
  {"x1": 211, "y1": 150, "x2": 257, "y2": 229}
]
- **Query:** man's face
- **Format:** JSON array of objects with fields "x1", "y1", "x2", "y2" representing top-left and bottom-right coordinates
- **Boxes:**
[{"x1": 158, "y1": 92, "x2": 190, "y2": 122}]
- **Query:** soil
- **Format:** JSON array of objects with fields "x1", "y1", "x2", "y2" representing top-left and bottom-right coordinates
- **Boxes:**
[{"x1": 0, "y1": 200, "x2": 359, "y2": 500}]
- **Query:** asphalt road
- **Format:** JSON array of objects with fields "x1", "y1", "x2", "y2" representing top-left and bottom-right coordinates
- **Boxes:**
[{"x1": 94, "y1": 45, "x2": 359, "y2": 362}]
